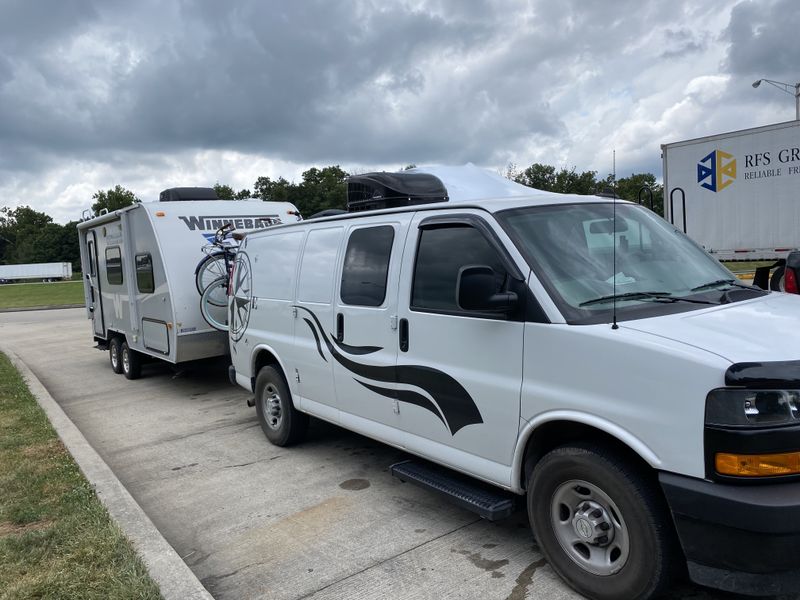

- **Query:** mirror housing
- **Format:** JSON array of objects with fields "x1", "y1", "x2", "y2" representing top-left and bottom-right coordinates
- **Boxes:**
[{"x1": 457, "y1": 265, "x2": 518, "y2": 313}]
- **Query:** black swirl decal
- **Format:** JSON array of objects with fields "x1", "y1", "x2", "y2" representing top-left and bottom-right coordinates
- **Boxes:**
[{"x1": 295, "y1": 306, "x2": 483, "y2": 435}]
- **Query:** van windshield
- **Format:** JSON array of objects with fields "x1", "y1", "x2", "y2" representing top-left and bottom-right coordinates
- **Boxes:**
[{"x1": 498, "y1": 202, "x2": 746, "y2": 324}]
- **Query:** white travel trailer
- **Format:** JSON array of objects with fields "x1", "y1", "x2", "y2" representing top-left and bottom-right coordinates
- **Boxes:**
[
  {"x1": 77, "y1": 187, "x2": 299, "y2": 378},
  {"x1": 229, "y1": 167, "x2": 800, "y2": 599}
]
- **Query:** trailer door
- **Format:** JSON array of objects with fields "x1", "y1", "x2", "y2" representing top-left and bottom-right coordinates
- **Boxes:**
[{"x1": 85, "y1": 231, "x2": 105, "y2": 337}]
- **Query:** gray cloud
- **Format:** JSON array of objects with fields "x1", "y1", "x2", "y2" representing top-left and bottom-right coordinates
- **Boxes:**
[{"x1": 0, "y1": 0, "x2": 792, "y2": 222}]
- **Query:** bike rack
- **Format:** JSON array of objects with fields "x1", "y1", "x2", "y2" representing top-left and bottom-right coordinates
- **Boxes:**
[{"x1": 669, "y1": 187, "x2": 687, "y2": 233}]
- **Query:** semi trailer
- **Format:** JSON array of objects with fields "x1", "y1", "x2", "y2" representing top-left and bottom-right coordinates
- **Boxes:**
[{"x1": 662, "y1": 119, "x2": 800, "y2": 289}]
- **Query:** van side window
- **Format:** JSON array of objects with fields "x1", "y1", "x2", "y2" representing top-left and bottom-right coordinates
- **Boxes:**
[
  {"x1": 135, "y1": 253, "x2": 155, "y2": 293},
  {"x1": 105, "y1": 246, "x2": 123, "y2": 285},
  {"x1": 340, "y1": 226, "x2": 394, "y2": 307},
  {"x1": 412, "y1": 225, "x2": 506, "y2": 313}
]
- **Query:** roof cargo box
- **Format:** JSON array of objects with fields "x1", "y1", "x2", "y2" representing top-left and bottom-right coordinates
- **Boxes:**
[
  {"x1": 159, "y1": 187, "x2": 219, "y2": 202},
  {"x1": 346, "y1": 172, "x2": 448, "y2": 212}
]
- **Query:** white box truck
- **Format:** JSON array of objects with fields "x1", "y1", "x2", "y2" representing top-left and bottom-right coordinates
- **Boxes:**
[
  {"x1": 0, "y1": 262, "x2": 72, "y2": 282},
  {"x1": 77, "y1": 187, "x2": 299, "y2": 379},
  {"x1": 662, "y1": 120, "x2": 800, "y2": 289}
]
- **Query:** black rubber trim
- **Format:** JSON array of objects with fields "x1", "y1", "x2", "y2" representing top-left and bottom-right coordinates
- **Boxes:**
[
  {"x1": 659, "y1": 471, "x2": 800, "y2": 534},
  {"x1": 725, "y1": 360, "x2": 800, "y2": 388},
  {"x1": 688, "y1": 560, "x2": 800, "y2": 595}
]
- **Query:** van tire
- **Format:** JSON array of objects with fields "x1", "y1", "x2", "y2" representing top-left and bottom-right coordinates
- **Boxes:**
[
  {"x1": 121, "y1": 341, "x2": 142, "y2": 380},
  {"x1": 109, "y1": 337, "x2": 123, "y2": 374},
  {"x1": 528, "y1": 444, "x2": 677, "y2": 600},
  {"x1": 254, "y1": 366, "x2": 308, "y2": 446}
]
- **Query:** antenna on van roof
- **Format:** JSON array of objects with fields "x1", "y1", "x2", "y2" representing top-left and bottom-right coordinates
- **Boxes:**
[{"x1": 612, "y1": 150, "x2": 619, "y2": 330}]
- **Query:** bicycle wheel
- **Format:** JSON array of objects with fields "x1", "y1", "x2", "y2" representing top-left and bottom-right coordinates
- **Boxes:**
[
  {"x1": 195, "y1": 252, "x2": 227, "y2": 296},
  {"x1": 200, "y1": 276, "x2": 229, "y2": 331}
]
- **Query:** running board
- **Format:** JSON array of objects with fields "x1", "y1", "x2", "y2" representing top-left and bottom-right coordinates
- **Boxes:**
[{"x1": 390, "y1": 460, "x2": 516, "y2": 521}]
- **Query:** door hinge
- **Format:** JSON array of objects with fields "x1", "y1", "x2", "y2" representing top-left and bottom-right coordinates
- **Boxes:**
[
  {"x1": 392, "y1": 399, "x2": 400, "y2": 414},
  {"x1": 294, "y1": 368, "x2": 300, "y2": 383},
  {"x1": 389, "y1": 315, "x2": 398, "y2": 330},
  {"x1": 292, "y1": 307, "x2": 298, "y2": 318}
]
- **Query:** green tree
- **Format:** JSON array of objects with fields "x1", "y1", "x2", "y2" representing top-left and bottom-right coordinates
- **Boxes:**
[
  {"x1": 253, "y1": 166, "x2": 349, "y2": 217},
  {"x1": 515, "y1": 163, "x2": 599, "y2": 195},
  {"x1": 296, "y1": 166, "x2": 349, "y2": 216},
  {"x1": 91, "y1": 185, "x2": 139, "y2": 214},
  {"x1": 615, "y1": 173, "x2": 663, "y2": 215},
  {"x1": 0, "y1": 206, "x2": 79, "y2": 270}
]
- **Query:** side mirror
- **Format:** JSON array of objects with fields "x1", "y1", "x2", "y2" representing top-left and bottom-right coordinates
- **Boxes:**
[{"x1": 457, "y1": 265, "x2": 518, "y2": 313}]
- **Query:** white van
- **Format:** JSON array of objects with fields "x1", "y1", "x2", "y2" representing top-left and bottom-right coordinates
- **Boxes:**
[{"x1": 228, "y1": 168, "x2": 800, "y2": 599}]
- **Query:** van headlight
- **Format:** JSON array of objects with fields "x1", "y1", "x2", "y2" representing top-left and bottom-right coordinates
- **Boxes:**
[{"x1": 705, "y1": 389, "x2": 800, "y2": 428}]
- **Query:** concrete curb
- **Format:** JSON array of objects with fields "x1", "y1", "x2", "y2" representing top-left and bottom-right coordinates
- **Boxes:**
[
  {"x1": 0, "y1": 304, "x2": 84, "y2": 313},
  {"x1": 2, "y1": 347, "x2": 214, "y2": 600}
]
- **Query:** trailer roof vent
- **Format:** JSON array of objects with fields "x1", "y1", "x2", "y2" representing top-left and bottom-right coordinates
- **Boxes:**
[
  {"x1": 346, "y1": 172, "x2": 448, "y2": 212},
  {"x1": 159, "y1": 187, "x2": 219, "y2": 202}
]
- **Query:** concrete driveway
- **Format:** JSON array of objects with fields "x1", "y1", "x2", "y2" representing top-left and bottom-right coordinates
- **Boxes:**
[{"x1": 0, "y1": 308, "x2": 744, "y2": 600}]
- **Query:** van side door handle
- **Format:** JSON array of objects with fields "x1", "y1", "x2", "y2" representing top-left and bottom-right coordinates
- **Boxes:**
[
  {"x1": 399, "y1": 318, "x2": 409, "y2": 352},
  {"x1": 336, "y1": 313, "x2": 344, "y2": 342}
]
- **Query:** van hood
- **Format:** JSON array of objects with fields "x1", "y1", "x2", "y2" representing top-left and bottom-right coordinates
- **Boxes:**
[{"x1": 621, "y1": 292, "x2": 800, "y2": 364}]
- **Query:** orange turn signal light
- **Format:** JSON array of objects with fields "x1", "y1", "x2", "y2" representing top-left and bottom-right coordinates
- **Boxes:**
[
  {"x1": 155, "y1": 211, "x2": 166, "y2": 217},
  {"x1": 716, "y1": 451, "x2": 800, "y2": 477}
]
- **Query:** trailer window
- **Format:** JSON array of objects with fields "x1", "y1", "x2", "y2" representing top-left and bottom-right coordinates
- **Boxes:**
[
  {"x1": 340, "y1": 226, "x2": 394, "y2": 307},
  {"x1": 105, "y1": 247, "x2": 123, "y2": 285},
  {"x1": 135, "y1": 253, "x2": 154, "y2": 293}
]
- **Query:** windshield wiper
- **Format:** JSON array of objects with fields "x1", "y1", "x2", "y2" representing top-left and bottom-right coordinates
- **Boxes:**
[
  {"x1": 580, "y1": 291, "x2": 721, "y2": 307},
  {"x1": 579, "y1": 291, "x2": 673, "y2": 307},
  {"x1": 690, "y1": 278, "x2": 755, "y2": 292}
]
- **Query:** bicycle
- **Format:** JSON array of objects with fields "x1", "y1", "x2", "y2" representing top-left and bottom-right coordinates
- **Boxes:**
[
  {"x1": 195, "y1": 223, "x2": 240, "y2": 303},
  {"x1": 197, "y1": 223, "x2": 246, "y2": 331}
]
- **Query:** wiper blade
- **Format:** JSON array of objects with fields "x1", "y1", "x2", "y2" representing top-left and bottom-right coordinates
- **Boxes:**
[
  {"x1": 691, "y1": 278, "x2": 754, "y2": 292},
  {"x1": 579, "y1": 291, "x2": 672, "y2": 307},
  {"x1": 580, "y1": 291, "x2": 721, "y2": 307}
]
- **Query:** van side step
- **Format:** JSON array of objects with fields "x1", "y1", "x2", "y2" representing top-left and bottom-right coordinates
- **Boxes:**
[{"x1": 390, "y1": 460, "x2": 516, "y2": 521}]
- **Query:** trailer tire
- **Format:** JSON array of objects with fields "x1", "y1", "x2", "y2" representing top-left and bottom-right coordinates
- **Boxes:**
[
  {"x1": 109, "y1": 337, "x2": 123, "y2": 374},
  {"x1": 121, "y1": 341, "x2": 142, "y2": 380},
  {"x1": 770, "y1": 267, "x2": 786, "y2": 292},
  {"x1": 254, "y1": 366, "x2": 308, "y2": 447},
  {"x1": 528, "y1": 443, "x2": 677, "y2": 600}
]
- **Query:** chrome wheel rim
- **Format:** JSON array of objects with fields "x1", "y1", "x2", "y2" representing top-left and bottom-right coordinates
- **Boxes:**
[
  {"x1": 122, "y1": 348, "x2": 129, "y2": 373},
  {"x1": 550, "y1": 479, "x2": 630, "y2": 576},
  {"x1": 261, "y1": 383, "x2": 282, "y2": 430},
  {"x1": 110, "y1": 345, "x2": 119, "y2": 369}
]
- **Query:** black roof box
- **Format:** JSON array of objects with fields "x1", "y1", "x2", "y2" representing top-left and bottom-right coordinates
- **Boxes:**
[
  {"x1": 346, "y1": 172, "x2": 448, "y2": 212},
  {"x1": 159, "y1": 187, "x2": 219, "y2": 202}
]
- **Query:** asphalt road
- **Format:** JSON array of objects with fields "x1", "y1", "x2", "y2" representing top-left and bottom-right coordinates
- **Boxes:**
[{"x1": 0, "y1": 308, "x2": 757, "y2": 600}]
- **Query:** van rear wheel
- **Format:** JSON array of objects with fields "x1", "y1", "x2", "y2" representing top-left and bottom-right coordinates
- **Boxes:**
[
  {"x1": 121, "y1": 341, "x2": 142, "y2": 380},
  {"x1": 254, "y1": 366, "x2": 308, "y2": 446},
  {"x1": 109, "y1": 337, "x2": 123, "y2": 374},
  {"x1": 528, "y1": 444, "x2": 677, "y2": 600}
]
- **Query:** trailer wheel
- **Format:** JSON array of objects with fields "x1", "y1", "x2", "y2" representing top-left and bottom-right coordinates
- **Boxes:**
[
  {"x1": 121, "y1": 341, "x2": 142, "y2": 380},
  {"x1": 770, "y1": 267, "x2": 786, "y2": 292},
  {"x1": 254, "y1": 366, "x2": 308, "y2": 447},
  {"x1": 528, "y1": 444, "x2": 677, "y2": 600},
  {"x1": 109, "y1": 337, "x2": 124, "y2": 374}
]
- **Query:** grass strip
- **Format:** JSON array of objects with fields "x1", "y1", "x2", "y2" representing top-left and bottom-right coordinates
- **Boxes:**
[
  {"x1": 0, "y1": 352, "x2": 161, "y2": 599},
  {"x1": 0, "y1": 281, "x2": 84, "y2": 310}
]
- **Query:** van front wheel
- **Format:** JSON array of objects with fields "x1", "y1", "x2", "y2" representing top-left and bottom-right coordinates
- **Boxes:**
[
  {"x1": 254, "y1": 366, "x2": 308, "y2": 447},
  {"x1": 528, "y1": 444, "x2": 677, "y2": 600}
]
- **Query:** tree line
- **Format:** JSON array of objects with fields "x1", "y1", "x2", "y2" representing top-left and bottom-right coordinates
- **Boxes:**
[{"x1": 0, "y1": 163, "x2": 662, "y2": 271}]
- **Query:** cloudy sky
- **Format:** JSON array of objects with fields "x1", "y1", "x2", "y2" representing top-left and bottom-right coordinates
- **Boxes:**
[{"x1": 1, "y1": 0, "x2": 796, "y2": 222}]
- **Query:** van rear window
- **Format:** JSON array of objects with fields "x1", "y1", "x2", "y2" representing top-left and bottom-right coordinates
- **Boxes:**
[{"x1": 340, "y1": 226, "x2": 394, "y2": 307}]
